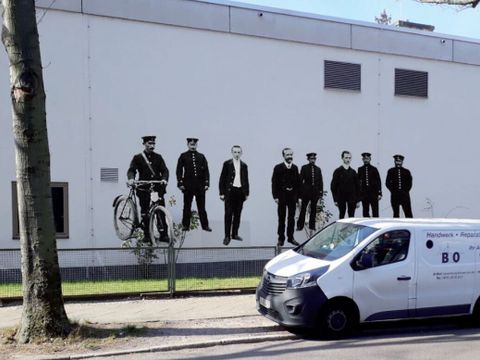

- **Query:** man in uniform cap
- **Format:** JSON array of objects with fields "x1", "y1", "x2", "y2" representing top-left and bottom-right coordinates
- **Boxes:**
[
  {"x1": 176, "y1": 138, "x2": 212, "y2": 231},
  {"x1": 127, "y1": 135, "x2": 169, "y2": 242},
  {"x1": 386, "y1": 154, "x2": 413, "y2": 218},
  {"x1": 219, "y1": 145, "x2": 250, "y2": 245},
  {"x1": 272, "y1": 148, "x2": 300, "y2": 246},
  {"x1": 330, "y1": 150, "x2": 360, "y2": 219},
  {"x1": 296, "y1": 152, "x2": 323, "y2": 232},
  {"x1": 358, "y1": 152, "x2": 382, "y2": 217}
]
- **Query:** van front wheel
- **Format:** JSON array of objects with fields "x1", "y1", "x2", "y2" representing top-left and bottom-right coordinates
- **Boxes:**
[
  {"x1": 471, "y1": 297, "x2": 480, "y2": 326},
  {"x1": 318, "y1": 301, "x2": 357, "y2": 339}
]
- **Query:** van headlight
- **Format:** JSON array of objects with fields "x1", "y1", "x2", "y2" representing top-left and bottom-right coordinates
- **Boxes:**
[{"x1": 286, "y1": 266, "x2": 329, "y2": 289}]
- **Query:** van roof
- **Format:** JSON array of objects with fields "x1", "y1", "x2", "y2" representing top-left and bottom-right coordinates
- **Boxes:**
[{"x1": 337, "y1": 218, "x2": 480, "y2": 230}]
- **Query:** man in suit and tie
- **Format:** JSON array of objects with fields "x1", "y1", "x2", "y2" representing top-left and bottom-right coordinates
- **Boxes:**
[
  {"x1": 219, "y1": 145, "x2": 250, "y2": 246},
  {"x1": 127, "y1": 135, "x2": 169, "y2": 242},
  {"x1": 358, "y1": 152, "x2": 382, "y2": 217},
  {"x1": 176, "y1": 138, "x2": 212, "y2": 232},
  {"x1": 296, "y1": 152, "x2": 323, "y2": 232},
  {"x1": 272, "y1": 148, "x2": 300, "y2": 246},
  {"x1": 386, "y1": 154, "x2": 413, "y2": 218},
  {"x1": 330, "y1": 150, "x2": 360, "y2": 219}
]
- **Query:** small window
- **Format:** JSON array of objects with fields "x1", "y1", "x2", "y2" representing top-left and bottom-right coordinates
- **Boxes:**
[
  {"x1": 324, "y1": 60, "x2": 361, "y2": 91},
  {"x1": 353, "y1": 230, "x2": 410, "y2": 270},
  {"x1": 12, "y1": 181, "x2": 69, "y2": 239},
  {"x1": 395, "y1": 68, "x2": 428, "y2": 98}
]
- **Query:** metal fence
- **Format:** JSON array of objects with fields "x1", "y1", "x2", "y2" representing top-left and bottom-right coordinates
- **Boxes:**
[{"x1": 0, "y1": 246, "x2": 293, "y2": 300}]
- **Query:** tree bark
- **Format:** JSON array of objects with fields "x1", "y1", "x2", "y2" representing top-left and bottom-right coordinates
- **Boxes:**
[{"x1": 1, "y1": 0, "x2": 70, "y2": 343}]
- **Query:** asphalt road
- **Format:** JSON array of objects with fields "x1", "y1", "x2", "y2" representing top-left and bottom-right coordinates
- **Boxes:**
[{"x1": 87, "y1": 317, "x2": 480, "y2": 360}]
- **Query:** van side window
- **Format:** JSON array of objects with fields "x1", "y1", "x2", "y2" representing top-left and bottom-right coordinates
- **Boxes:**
[{"x1": 353, "y1": 230, "x2": 410, "y2": 270}]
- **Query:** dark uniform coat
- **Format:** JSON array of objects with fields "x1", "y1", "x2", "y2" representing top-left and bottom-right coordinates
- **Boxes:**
[
  {"x1": 386, "y1": 166, "x2": 412, "y2": 193},
  {"x1": 358, "y1": 164, "x2": 382, "y2": 199},
  {"x1": 127, "y1": 151, "x2": 169, "y2": 194},
  {"x1": 176, "y1": 150, "x2": 210, "y2": 229},
  {"x1": 176, "y1": 150, "x2": 210, "y2": 189},
  {"x1": 358, "y1": 164, "x2": 382, "y2": 217},
  {"x1": 386, "y1": 166, "x2": 413, "y2": 218},
  {"x1": 297, "y1": 163, "x2": 323, "y2": 230},
  {"x1": 299, "y1": 164, "x2": 323, "y2": 198}
]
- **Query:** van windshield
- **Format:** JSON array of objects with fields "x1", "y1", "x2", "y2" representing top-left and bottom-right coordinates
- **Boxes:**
[{"x1": 297, "y1": 222, "x2": 377, "y2": 261}]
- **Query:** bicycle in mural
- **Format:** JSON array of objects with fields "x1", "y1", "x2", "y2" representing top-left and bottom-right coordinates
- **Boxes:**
[{"x1": 113, "y1": 180, "x2": 173, "y2": 245}]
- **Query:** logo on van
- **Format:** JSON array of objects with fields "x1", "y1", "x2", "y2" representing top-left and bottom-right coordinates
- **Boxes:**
[{"x1": 442, "y1": 252, "x2": 460, "y2": 263}]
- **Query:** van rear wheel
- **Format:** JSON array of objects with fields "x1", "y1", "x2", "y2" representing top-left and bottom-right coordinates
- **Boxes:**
[{"x1": 318, "y1": 301, "x2": 357, "y2": 339}]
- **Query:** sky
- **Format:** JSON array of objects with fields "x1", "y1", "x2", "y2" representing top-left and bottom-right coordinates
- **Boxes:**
[{"x1": 230, "y1": 0, "x2": 480, "y2": 40}]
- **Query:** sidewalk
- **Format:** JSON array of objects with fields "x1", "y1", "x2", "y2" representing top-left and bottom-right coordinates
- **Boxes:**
[{"x1": 0, "y1": 294, "x2": 297, "y2": 359}]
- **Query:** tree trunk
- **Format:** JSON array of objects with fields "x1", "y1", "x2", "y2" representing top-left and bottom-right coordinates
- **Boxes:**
[{"x1": 1, "y1": 0, "x2": 70, "y2": 343}]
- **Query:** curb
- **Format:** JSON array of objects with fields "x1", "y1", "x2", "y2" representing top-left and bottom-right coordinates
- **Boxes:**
[{"x1": 40, "y1": 333, "x2": 298, "y2": 360}]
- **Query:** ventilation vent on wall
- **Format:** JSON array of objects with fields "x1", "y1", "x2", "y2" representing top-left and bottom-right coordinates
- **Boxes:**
[
  {"x1": 324, "y1": 60, "x2": 361, "y2": 91},
  {"x1": 395, "y1": 69, "x2": 428, "y2": 98},
  {"x1": 100, "y1": 168, "x2": 119, "y2": 183}
]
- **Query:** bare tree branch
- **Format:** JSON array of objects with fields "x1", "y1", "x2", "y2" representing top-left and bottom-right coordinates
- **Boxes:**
[
  {"x1": 37, "y1": 0, "x2": 57, "y2": 25},
  {"x1": 418, "y1": 0, "x2": 480, "y2": 8}
]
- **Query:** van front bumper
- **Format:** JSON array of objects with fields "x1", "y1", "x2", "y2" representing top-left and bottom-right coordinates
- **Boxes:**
[{"x1": 256, "y1": 274, "x2": 328, "y2": 328}]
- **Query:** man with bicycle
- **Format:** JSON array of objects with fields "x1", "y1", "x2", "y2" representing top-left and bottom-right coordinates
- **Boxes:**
[{"x1": 127, "y1": 135, "x2": 169, "y2": 243}]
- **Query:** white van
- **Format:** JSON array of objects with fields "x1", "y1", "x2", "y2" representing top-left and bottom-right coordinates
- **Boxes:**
[{"x1": 256, "y1": 218, "x2": 480, "y2": 337}]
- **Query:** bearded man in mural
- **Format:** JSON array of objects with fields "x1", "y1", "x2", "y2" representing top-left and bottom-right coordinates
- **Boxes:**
[{"x1": 272, "y1": 148, "x2": 301, "y2": 247}]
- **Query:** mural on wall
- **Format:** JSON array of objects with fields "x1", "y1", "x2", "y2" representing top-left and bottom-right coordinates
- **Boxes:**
[{"x1": 113, "y1": 136, "x2": 418, "y2": 250}]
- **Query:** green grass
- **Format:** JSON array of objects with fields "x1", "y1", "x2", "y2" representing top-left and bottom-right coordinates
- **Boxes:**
[{"x1": 0, "y1": 276, "x2": 261, "y2": 298}]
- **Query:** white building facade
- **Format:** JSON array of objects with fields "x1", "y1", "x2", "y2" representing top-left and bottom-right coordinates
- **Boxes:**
[{"x1": 1, "y1": 0, "x2": 480, "y2": 249}]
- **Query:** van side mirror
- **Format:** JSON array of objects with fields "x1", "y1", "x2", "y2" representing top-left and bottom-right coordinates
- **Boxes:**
[{"x1": 352, "y1": 252, "x2": 374, "y2": 270}]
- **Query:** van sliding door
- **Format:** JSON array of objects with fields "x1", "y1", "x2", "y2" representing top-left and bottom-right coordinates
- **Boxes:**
[{"x1": 415, "y1": 229, "x2": 475, "y2": 316}]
